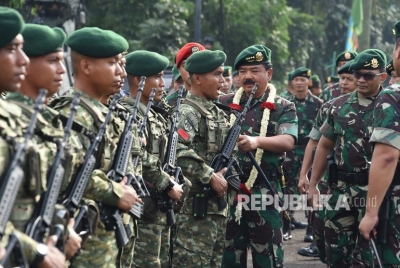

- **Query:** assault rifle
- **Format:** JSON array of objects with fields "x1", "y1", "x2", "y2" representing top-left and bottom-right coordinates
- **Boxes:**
[
  {"x1": 159, "y1": 86, "x2": 186, "y2": 226},
  {"x1": 101, "y1": 82, "x2": 154, "y2": 249},
  {"x1": 207, "y1": 83, "x2": 258, "y2": 210},
  {"x1": 0, "y1": 89, "x2": 48, "y2": 267},
  {"x1": 61, "y1": 93, "x2": 121, "y2": 240},
  {"x1": 25, "y1": 92, "x2": 81, "y2": 253}
]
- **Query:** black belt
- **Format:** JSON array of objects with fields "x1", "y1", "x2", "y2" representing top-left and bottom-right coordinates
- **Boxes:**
[
  {"x1": 297, "y1": 135, "x2": 310, "y2": 146},
  {"x1": 337, "y1": 171, "x2": 369, "y2": 185}
]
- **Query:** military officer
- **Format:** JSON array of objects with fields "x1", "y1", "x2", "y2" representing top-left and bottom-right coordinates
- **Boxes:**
[
  {"x1": 50, "y1": 27, "x2": 141, "y2": 268},
  {"x1": 386, "y1": 59, "x2": 400, "y2": 85},
  {"x1": 119, "y1": 50, "x2": 183, "y2": 268},
  {"x1": 308, "y1": 49, "x2": 387, "y2": 267},
  {"x1": 320, "y1": 51, "x2": 357, "y2": 102},
  {"x1": 172, "y1": 50, "x2": 229, "y2": 267},
  {"x1": 297, "y1": 60, "x2": 358, "y2": 261},
  {"x1": 220, "y1": 66, "x2": 233, "y2": 94},
  {"x1": 219, "y1": 44, "x2": 298, "y2": 268},
  {"x1": 309, "y1": 74, "x2": 322, "y2": 97},
  {"x1": 359, "y1": 20, "x2": 400, "y2": 268}
]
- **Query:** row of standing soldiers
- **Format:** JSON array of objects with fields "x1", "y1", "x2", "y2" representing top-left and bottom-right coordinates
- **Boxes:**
[{"x1": 2, "y1": 5, "x2": 400, "y2": 268}]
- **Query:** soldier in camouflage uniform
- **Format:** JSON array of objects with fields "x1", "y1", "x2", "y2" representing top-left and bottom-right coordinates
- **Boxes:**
[
  {"x1": 160, "y1": 42, "x2": 205, "y2": 110},
  {"x1": 219, "y1": 44, "x2": 298, "y2": 268},
  {"x1": 280, "y1": 72, "x2": 293, "y2": 100},
  {"x1": 309, "y1": 74, "x2": 322, "y2": 97},
  {"x1": 172, "y1": 50, "x2": 229, "y2": 267},
  {"x1": 320, "y1": 51, "x2": 358, "y2": 103},
  {"x1": 283, "y1": 67, "x2": 322, "y2": 241},
  {"x1": 5, "y1": 22, "x2": 84, "y2": 261},
  {"x1": 0, "y1": 8, "x2": 69, "y2": 268},
  {"x1": 359, "y1": 20, "x2": 400, "y2": 268},
  {"x1": 309, "y1": 49, "x2": 387, "y2": 267},
  {"x1": 297, "y1": 60, "x2": 358, "y2": 261},
  {"x1": 386, "y1": 59, "x2": 400, "y2": 86},
  {"x1": 50, "y1": 27, "x2": 142, "y2": 268},
  {"x1": 119, "y1": 50, "x2": 184, "y2": 268},
  {"x1": 220, "y1": 66, "x2": 233, "y2": 94}
]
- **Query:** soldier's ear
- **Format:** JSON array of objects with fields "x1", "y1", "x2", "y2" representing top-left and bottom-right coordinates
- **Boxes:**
[
  {"x1": 81, "y1": 58, "x2": 90, "y2": 75},
  {"x1": 192, "y1": 73, "x2": 201, "y2": 85}
]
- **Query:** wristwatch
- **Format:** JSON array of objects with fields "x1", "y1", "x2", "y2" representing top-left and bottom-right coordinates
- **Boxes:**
[{"x1": 31, "y1": 243, "x2": 48, "y2": 267}]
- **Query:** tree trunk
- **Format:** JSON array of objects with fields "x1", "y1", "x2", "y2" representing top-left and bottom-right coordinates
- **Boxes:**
[{"x1": 358, "y1": 0, "x2": 372, "y2": 51}]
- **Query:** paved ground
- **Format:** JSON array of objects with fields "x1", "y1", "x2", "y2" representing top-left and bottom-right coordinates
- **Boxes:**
[{"x1": 247, "y1": 211, "x2": 326, "y2": 268}]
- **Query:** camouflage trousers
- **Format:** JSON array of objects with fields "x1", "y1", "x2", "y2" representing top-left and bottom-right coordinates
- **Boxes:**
[
  {"x1": 132, "y1": 219, "x2": 171, "y2": 268},
  {"x1": 173, "y1": 212, "x2": 227, "y2": 267},
  {"x1": 117, "y1": 216, "x2": 137, "y2": 268},
  {"x1": 222, "y1": 185, "x2": 283, "y2": 268},
  {"x1": 324, "y1": 181, "x2": 374, "y2": 268},
  {"x1": 70, "y1": 222, "x2": 118, "y2": 268},
  {"x1": 375, "y1": 184, "x2": 400, "y2": 267},
  {"x1": 313, "y1": 179, "x2": 330, "y2": 264}
]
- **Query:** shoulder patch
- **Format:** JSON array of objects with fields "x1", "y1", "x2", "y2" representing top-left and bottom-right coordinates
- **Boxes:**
[
  {"x1": 178, "y1": 128, "x2": 189, "y2": 141},
  {"x1": 186, "y1": 112, "x2": 198, "y2": 126}
]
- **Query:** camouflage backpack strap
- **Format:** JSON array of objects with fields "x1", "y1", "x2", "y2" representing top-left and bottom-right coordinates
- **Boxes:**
[{"x1": 183, "y1": 98, "x2": 219, "y2": 158}]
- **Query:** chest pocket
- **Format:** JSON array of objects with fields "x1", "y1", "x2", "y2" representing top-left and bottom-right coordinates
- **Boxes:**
[
  {"x1": 252, "y1": 107, "x2": 278, "y2": 136},
  {"x1": 147, "y1": 111, "x2": 168, "y2": 160},
  {"x1": 332, "y1": 114, "x2": 349, "y2": 135},
  {"x1": 355, "y1": 107, "x2": 374, "y2": 139}
]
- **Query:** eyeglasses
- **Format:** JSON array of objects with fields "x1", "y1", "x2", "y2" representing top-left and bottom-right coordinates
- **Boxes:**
[{"x1": 353, "y1": 71, "x2": 385, "y2": 81}]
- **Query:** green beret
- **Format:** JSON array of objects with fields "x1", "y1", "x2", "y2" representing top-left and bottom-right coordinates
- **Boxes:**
[
  {"x1": 22, "y1": 24, "x2": 66, "y2": 57},
  {"x1": 292, "y1": 67, "x2": 311, "y2": 79},
  {"x1": 172, "y1": 65, "x2": 181, "y2": 81},
  {"x1": 234, "y1": 44, "x2": 271, "y2": 70},
  {"x1": 125, "y1": 50, "x2": 169, "y2": 77},
  {"x1": 393, "y1": 20, "x2": 400, "y2": 38},
  {"x1": 287, "y1": 72, "x2": 293, "y2": 81},
  {"x1": 67, "y1": 27, "x2": 128, "y2": 58},
  {"x1": 325, "y1": 76, "x2": 339, "y2": 84},
  {"x1": 335, "y1": 51, "x2": 358, "y2": 67},
  {"x1": 223, "y1": 66, "x2": 232, "y2": 77},
  {"x1": 337, "y1": 60, "x2": 354, "y2": 75},
  {"x1": 386, "y1": 59, "x2": 395, "y2": 76},
  {"x1": 349, "y1": 49, "x2": 387, "y2": 71},
  {"x1": 0, "y1": 7, "x2": 24, "y2": 49},
  {"x1": 185, "y1": 50, "x2": 226, "y2": 74},
  {"x1": 310, "y1": 75, "x2": 320, "y2": 88}
]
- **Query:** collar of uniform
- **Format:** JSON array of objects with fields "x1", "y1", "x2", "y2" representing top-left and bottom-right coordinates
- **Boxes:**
[
  {"x1": 6, "y1": 91, "x2": 34, "y2": 106},
  {"x1": 74, "y1": 89, "x2": 109, "y2": 115},
  {"x1": 345, "y1": 90, "x2": 358, "y2": 103},
  {"x1": 239, "y1": 87, "x2": 270, "y2": 104},
  {"x1": 186, "y1": 92, "x2": 216, "y2": 109}
]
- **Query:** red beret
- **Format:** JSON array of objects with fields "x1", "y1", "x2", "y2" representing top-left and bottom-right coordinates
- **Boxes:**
[{"x1": 175, "y1": 42, "x2": 205, "y2": 68}]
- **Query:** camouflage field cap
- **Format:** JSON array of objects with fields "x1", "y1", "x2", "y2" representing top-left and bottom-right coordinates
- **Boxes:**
[
  {"x1": 310, "y1": 75, "x2": 320, "y2": 87},
  {"x1": 337, "y1": 60, "x2": 354, "y2": 75},
  {"x1": 291, "y1": 67, "x2": 311, "y2": 79},
  {"x1": 125, "y1": 50, "x2": 169, "y2": 77},
  {"x1": 0, "y1": 7, "x2": 24, "y2": 49},
  {"x1": 223, "y1": 66, "x2": 232, "y2": 77},
  {"x1": 234, "y1": 44, "x2": 271, "y2": 70},
  {"x1": 22, "y1": 24, "x2": 66, "y2": 57},
  {"x1": 67, "y1": 27, "x2": 128, "y2": 58},
  {"x1": 349, "y1": 49, "x2": 387, "y2": 71},
  {"x1": 185, "y1": 50, "x2": 226, "y2": 74},
  {"x1": 386, "y1": 59, "x2": 395, "y2": 76},
  {"x1": 335, "y1": 51, "x2": 358, "y2": 67}
]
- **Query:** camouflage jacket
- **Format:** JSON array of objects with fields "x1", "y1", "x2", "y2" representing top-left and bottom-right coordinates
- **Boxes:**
[
  {"x1": 321, "y1": 89, "x2": 381, "y2": 172},
  {"x1": 288, "y1": 91, "x2": 323, "y2": 146},
  {"x1": 51, "y1": 90, "x2": 129, "y2": 207},
  {"x1": 309, "y1": 98, "x2": 336, "y2": 141},
  {"x1": 176, "y1": 92, "x2": 231, "y2": 215},
  {"x1": 370, "y1": 83, "x2": 400, "y2": 151},
  {"x1": 219, "y1": 85, "x2": 298, "y2": 174},
  {"x1": 119, "y1": 96, "x2": 170, "y2": 191},
  {"x1": 280, "y1": 89, "x2": 292, "y2": 100},
  {"x1": 321, "y1": 82, "x2": 341, "y2": 103},
  {"x1": 157, "y1": 87, "x2": 189, "y2": 115}
]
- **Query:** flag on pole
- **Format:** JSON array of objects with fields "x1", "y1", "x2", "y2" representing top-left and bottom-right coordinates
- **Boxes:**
[{"x1": 345, "y1": 0, "x2": 363, "y2": 52}]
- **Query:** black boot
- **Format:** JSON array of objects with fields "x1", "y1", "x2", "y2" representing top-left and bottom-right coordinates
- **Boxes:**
[
  {"x1": 304, "y1": 225, "x2": 313, "y2": 242},
  {"x1": 297, "y1": 242, "x2": 319, "y2": 257},
  {"x1": 283, "y1": 216, "x2": 292, "y2": 241},
  {"x1": 291, "y1": 216, "x2": 308, "y2": 229}
]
